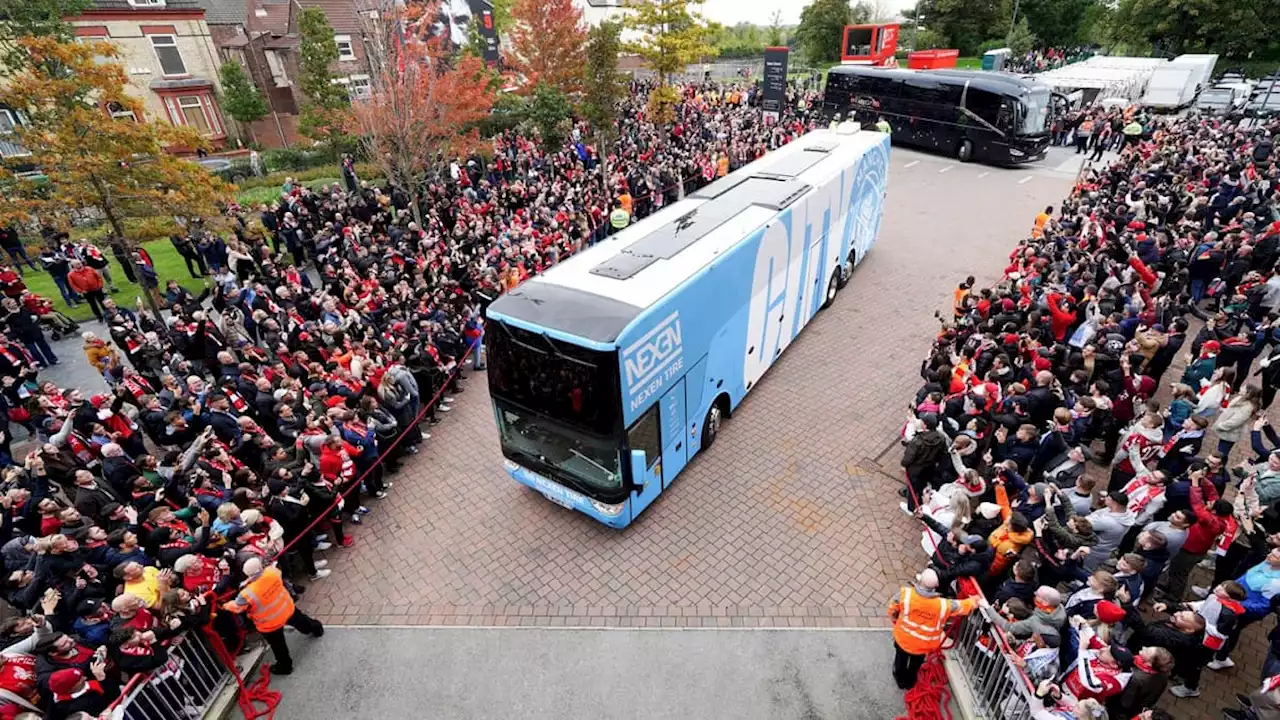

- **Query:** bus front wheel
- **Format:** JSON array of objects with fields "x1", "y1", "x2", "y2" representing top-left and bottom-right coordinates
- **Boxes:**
[
  {"x1": 957, "y1": 140, "x2": 974, "y2": 162},
  {"x1": 702, "y1": 403, "x2": 723, "y2": 449}
]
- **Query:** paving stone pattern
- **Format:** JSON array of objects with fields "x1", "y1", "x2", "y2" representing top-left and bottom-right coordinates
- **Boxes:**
[{"x1": 298, "y1": 153, "x2": 1072, "y2": 632}]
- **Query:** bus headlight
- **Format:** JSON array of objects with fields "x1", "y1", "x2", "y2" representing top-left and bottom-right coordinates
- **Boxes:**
[{"x1": 591, "y1": 499, "x2": 626, "y2": 517}]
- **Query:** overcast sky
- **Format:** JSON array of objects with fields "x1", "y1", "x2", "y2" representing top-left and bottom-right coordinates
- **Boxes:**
[{"x1": 696, "y1": 0, "x2": 915, "y2": 26}]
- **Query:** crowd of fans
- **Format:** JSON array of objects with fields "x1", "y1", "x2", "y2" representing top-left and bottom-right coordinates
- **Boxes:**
[
  {"x1": 892, "y1": 111, "x2": 1280, "y2": 720},
  {"x1": 0, "y1": 79, "x2": 826, "y2": 718},
  {"x1": 1009, "y1": 47, "x2": 1095, "y2": 75}
]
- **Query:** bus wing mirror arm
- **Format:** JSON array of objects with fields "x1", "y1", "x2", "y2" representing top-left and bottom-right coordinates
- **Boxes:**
[{"x1": 630, "y1": 449, "x2": 649, "y2": 486}]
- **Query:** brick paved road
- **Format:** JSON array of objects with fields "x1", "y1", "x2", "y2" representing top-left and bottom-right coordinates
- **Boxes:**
[{"x1": 298, "y1": 147, "x2": 1079, "y2": 630}]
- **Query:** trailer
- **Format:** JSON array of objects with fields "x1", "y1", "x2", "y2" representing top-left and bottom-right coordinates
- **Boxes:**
[
  {"x1": 1141, "y1": 64, "x2": 1199, "y2": 109},
  {"x1": 1171, "y1": 53, "x2": 1217, "y2": 94}
]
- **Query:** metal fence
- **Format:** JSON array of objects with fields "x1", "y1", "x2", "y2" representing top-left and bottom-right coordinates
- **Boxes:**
[
  {"x1": 947, "y1": 581, "x2": 1039, "y2": 720},
  {"x1": 107, "y1": 630, "x2": 232, "y2": 720}
]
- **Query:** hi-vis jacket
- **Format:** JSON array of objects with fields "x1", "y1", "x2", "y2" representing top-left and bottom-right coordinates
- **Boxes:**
[{"x1": 889, "y1": 584, "x2": 979, "y2": 655}]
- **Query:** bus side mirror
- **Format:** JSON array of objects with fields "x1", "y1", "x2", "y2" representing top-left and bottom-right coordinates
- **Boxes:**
[{"x1": 630, "y1": 449, "x2": 648, "y2": 486}]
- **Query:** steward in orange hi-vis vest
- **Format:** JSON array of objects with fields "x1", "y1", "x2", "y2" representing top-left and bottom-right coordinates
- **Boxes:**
[
  {"x1": 888, "y1": 568, "x2": 980, "y2": 689},
  {"x1": 222, "y1": 558, "x2": 323, "y2": 675}
]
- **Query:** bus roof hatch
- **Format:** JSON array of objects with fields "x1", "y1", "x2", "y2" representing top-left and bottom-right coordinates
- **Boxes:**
[{"x1": 589, "y1": 177, "x2": 811, "y2": 280}]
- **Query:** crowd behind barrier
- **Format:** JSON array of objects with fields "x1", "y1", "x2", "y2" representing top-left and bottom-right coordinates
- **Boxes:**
[
  {"x1": 0, "y1": 78, "x2": 832, "y2": 719},
  {"x1": 892, "y1": 108, "x2": 1280, "y2": 720}
]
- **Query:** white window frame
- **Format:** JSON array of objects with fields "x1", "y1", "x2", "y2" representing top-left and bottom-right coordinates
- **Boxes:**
[
  {"x1": 106, "y1": 102, "x2": 138, "y2": 122},
  {"x1": 0, "y1": 110, "x2": 31, "y2": 158},
  {"x1": 174, "y1": 94, "x2": 221, "y2": 136},
  {"x1": 348, "y1": 74, "x2": 371, "y2": 100},
  {"x1": 128, "y1": 0, "x2": 166, "y2": 6},
  {"x1": 149, "y1": 34, "x2": 187, "y2": 77},
  {"x1": 75, "y1": 35, "x2": 109, "y2": 45},
  {"x1": 334, "y1": 35, "x2": 355, "y2": 61}
]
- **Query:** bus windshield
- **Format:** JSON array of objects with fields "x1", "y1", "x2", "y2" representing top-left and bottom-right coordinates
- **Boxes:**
[
  {"x1": 486, "y1": 320, "x2": 620, "y2": 435},
  {"x1": 1018, "y1": 89, "x2": 1051, "y2": 135},
  {"x1": 494, "y1": 401, "x2": 622, "y2": 492}
]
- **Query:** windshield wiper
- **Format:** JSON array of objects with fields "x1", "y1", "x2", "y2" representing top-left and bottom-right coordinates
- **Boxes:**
[{"x1": 568, "y1": 447, "x2": 614, "y2": 479}]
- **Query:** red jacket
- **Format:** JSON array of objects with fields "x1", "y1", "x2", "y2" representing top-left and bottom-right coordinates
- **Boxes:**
[
  {"x1": 1045, "y1": 292, "x2": 1076, "y2": 342},
  {"x1": 1183, "y1": 480, "x2": 1226, "y2": 555},
  {"x1": 319, "y1": 442, "x2": 358, "y2": 483},
  {"x1": 67, "y1": 267, "x2": 103, "y2": 293}
]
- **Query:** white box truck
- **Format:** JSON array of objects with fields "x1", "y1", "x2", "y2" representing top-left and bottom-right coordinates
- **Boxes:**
[
  {"x1": 1142, "y1": 64, "x2": 1199, "y2": 109},
  {"x1": 1172, "y1": 54, "x2": 1218, "y2": 93}
]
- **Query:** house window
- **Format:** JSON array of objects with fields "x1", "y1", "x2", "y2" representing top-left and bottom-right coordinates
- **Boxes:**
[
  {"x1": 0, "y1": 110, "x2": 29, "y2": 158},
  {"x1": 264, "y1": 49, "x2": 289, "y2": 87},
  {"x1": 106, "y1": 102, "x2": 138, "y2": 122},
  {"x1": 349, "y1": 74, "x2": 371, "y2": 99},
  {"x1": 177, "y1": 95, "x2": 213, "y2": 134},
  {"x1": 149, "y1": 34, "x2": 187, "y2": 76},
  {"x1": 76, "y1": 35, "x2": 109, "y2": 45},
  {"x1": 334, "y1": 35, "x2": 355, "y2": 61},
  {"x1": 128, "y1": 0, "x2": 166, "y2": 6}
]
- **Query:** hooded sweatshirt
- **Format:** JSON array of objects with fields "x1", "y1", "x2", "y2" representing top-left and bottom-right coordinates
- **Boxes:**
[{"x1": 996, "y1": 603, "x2": 1067, "y2": 648}]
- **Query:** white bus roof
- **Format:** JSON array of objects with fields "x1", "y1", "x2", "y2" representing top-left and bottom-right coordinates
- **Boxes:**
[{"x1": 533, "y1": 129, "x2": 883, "y2": 311}]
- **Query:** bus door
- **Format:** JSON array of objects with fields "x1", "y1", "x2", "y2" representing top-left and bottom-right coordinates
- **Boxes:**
[{"x1": 659, "y1": 379, "x2": 688, "y2": 488}]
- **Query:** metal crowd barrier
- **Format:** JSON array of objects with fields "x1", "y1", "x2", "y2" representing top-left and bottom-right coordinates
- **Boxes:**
[
  {"x1": 107, "y1": 629, "x2": 232, "y2": 720},
  {"x1": 948, "y1": 580, "x2": 1039, "y2": 720}
]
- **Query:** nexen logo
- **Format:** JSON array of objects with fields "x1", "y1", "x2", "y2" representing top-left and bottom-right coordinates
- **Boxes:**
[{"x1": 623, "y1": 312, "x2": 683, "y2": 392}]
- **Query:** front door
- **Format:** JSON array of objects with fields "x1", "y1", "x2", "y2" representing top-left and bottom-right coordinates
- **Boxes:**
[{"x1": 660, "y1": 378, "x2": 688, "y2": 488}]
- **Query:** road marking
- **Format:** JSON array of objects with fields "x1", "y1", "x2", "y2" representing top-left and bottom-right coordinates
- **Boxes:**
[
  {"x1": 904, "y1": 160, "x2": 919, "y2": 168},
  {"x1": 939, "y1": 165, "x2": 954, "y2": 174},
  {"x1": 1019, "y1": 176, "x2": 1033, "y2": 184},
  {"x1": 977, "y1": 171, "x2": 990, "y2": 179}
]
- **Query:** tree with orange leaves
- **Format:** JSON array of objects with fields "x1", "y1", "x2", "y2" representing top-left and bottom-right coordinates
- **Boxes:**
[
  {"x1": 507, "y1": 0, "x2": 587, "y2": 95},
  {"x1": 347, "y1": 21, "x2": 495, "y2": 224},
  {"x1": 0, "y1": 37, "x2": 232, "y2": 318}
]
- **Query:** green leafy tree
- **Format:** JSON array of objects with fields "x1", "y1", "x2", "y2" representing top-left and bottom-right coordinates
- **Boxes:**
[
  {"x1": 624, "y1": 0, "x2": 714, "y2": 125},
  {"x1": 767, "y1": 10, "x2": 785, "y2": 47},
  {"x1": 914, "y1": 28, "x2": 949, "y2": 50},
  {"x1": 581, "y1": 20, "x2": 624, "y2": 195},
  {"x1": 1005, "y1": 16, "x2": 1036, "y2": 55},
  {"x1": 1112, "y1": 0, "x2": 1279, "y2": 58},
  {"x1": 218, "y1": 60, "x2": 268, "y2": 144},
  {"x1": 795, "y1": 0, "x2": 870, "y2": 66},
  {"x1": 525, "y1": 82, "x2": 572, "y2": 152},
  {"x1": 297, "y1": 7, "x2": 349, "y2": 147},
  {"x1": 491, "y1": 0, "x2": 515, "y2": 32},
  {"x1": 1019, "y1": 0, "x2": 1095, "y2": 47},
  {"x1": 907, "y1": 0, "x2": 1006, "y2": 55}
]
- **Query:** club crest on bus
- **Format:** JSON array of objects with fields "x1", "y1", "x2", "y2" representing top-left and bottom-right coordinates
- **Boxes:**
[{"x1": 623, "y1": 311, "x2": 684, "y2": 391}]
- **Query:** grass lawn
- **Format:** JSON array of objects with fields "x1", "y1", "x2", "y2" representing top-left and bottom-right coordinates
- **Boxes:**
[
  {"x1": 23, "y1": 239, "x2": 206, "y2": 323},
  {"x1": 956, "y1": 56, "x2": 982, "y2": 69}
]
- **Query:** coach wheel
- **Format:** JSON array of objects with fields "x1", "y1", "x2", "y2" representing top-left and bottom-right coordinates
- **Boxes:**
[
  {"x1": 957, "y1": 139, "x2": 974, "y2": 163},
  {"x1": 838, "y1": 250, "x2": 856, "y2": 289},
  {"x1": 822, "y1": 270, "x2": 840, "y2": 309},
  {"x1": 702, "y1": 403, "x2": 722, "y2": 449}
]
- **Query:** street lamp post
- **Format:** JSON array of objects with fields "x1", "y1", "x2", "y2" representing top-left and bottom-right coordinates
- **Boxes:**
[{"x1": 912, "y1": 14, "x2": 925, "y2": 50}]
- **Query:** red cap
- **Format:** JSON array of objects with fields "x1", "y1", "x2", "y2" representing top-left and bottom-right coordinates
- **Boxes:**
[
  {"x1": 1095, "y1": 600, "x2": 1125, "y2": 625},
  {"x1": 49, "y1": 668, "x2": 82, "y2": 699}
]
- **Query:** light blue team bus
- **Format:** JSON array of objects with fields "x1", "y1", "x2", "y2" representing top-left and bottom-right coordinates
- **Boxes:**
[{"x1": 484, "y1": 126, "x2": 890, "y2": 528}]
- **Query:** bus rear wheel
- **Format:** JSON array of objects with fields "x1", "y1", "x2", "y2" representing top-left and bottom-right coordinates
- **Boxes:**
[
  {"x1": 702, "y1": 403, "x2": 723, "y2": 449},
  {"x1": 822, "y1": 270, "x2": 840, "y2": 309},
  {"x1": 837, "y1": 250, "x2": 856, "y2": 289},
  {"x1": 957, "y1": 139, "x2": 974, "y2": 162}
]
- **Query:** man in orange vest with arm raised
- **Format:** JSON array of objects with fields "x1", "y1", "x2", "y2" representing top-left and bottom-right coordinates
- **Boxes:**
[
  {"x1": 222, "y1": 557, "x2": 324, "y2": 675},
  {"x1": 888, "y1": 568, "x2": 982, "y2": 689}
]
